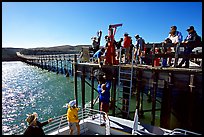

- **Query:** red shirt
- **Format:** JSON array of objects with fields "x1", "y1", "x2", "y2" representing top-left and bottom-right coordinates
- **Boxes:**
[{"x1": 123, "y1": 36, "x2": 131, "y2": 48}]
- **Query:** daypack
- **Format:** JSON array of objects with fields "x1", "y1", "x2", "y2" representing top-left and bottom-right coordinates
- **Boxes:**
[
  {"x1": 142, "y1": 38, "x2": 146, "y2": 51},
  {"x1": 195, "y1": 34, "x2": 202, "y2": 46}
]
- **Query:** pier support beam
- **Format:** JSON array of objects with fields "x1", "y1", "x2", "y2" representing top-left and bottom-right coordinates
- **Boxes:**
[
  {"x1": 81, "y1": 66, "x2": 85, "y2": 109},
  {"x1": 112, "y1": 75, "x2": 117, "y2": 116},
  {"x1": 136, "y1": 69, "x2": 143, "y2": 115},
  {"x1": 91, "y1": 67, "x2": 94, "y2": 109},
  {"x1": 73, "y1": 54, "x2": 78, "y2": 107},
  {"x1": 188, "y1": 74, "x2": 195, "y2": 130},
  {"x1": 160, "y1": 73, "x2": 173, "y2": 129},
  {"x1": 151, "y1": 70, "x2": 158, "y2": 125}
]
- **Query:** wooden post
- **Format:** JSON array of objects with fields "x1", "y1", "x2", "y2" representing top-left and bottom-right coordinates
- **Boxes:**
[
  {"x1": 59, "y1": 56, "x2": 62, "y2": 73},
  {"x1": 160, "y1": 76, "x2": 172, "y2": 128},
  {"x1": 122, "y1": 80, "x2": 130, "y2": 118},
  {"x1": 188, "y1": 74, "x2": 195, "y2": 130},
  {"x1": 71, "y1": 55, "x2": 74, "y2": 76},
  {"x1": 91, "y1": 67, "x2": 94, "y2": 109},
  {"x1": 112, "y1": 76, "x2": 116, "y2": 116},
  {"x1": 151, "y1": 70, "x2": 158, "y2": 125},
  {"x1": 56, "y1": 55, "x2": 59, "y2": 73},
  {"x1": 174, "y1": 43, "x2": 180, "y2": 67},
  {"x1": 41, "y1": 55, "x2": 43, "y2": 69},
  {"x1": 152, "y1": 43, "x2": 155, "y2": 67},
  {"x1": 81, "y1": 66, "x2": 85, "y2": 109},
  {"x1": 73, "y1": 54, "x2": 78, "y2": 107},
  {"x1": 136, "y1": 69, "x2": 142, "y2": 114}
]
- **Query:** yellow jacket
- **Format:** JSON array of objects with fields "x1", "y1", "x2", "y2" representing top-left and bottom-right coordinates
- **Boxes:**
[{"x1": 67, "y1": 106, "x2": 80, "y2": 123}]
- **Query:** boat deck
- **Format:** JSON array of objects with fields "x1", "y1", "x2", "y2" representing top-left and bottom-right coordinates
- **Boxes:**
[{"x1": 47, "y1": 113, "x2": 173, "y2": 135}]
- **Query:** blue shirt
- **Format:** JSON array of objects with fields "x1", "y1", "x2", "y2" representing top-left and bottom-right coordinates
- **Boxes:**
[
  {"x1": 135, "y1": 37, "x2": 145, "y2": 51},
  {"x1": 93, "y1": 49, "x2": 103, "y2": 58},
  {"x1": 97, "y1": 80, "x2": 111, "y2": 103}
]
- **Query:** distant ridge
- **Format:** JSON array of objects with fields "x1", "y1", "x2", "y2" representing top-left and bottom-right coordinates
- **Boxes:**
[{"x1": 2, "y1": 45, "x2": 91, "y2": 61}]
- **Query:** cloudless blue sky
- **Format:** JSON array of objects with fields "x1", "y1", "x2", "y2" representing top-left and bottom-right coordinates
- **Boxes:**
[{"x1": 2, "y1": 2, "x2": 202, "y2": 48}]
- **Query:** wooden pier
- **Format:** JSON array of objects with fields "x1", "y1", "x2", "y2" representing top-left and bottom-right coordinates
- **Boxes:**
[{"x1": 16, "y1": 42, "x2": 203, "y2": 133}]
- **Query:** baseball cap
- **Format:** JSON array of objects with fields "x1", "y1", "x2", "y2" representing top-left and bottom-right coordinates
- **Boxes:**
[
  {"x1": 186, "y1": 26, "x2": 194, "y2": 31},
  {"x1": 69, "y1": 100, "x2": 76, "y2": 107}
]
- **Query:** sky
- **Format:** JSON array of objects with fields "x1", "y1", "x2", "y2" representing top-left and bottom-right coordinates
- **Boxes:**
[{"x1": 2, "y1": 2, "x2": 202, "y2": 49}]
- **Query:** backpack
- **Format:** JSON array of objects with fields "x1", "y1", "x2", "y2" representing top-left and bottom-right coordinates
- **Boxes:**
[
  {"x1": 195, "y1": 34, "x2": 202, "y2": 46},
  {"x1": 142, "y1": 38, "x2": 146, "y2": 46},
  {"x1": 141, "y1": 38, "x2": 146, "y2": 51}
]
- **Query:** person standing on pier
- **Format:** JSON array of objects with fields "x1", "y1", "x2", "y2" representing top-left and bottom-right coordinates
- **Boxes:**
[
  {"x1": 67, "y1": 100, "x2": 80, "y2": 135},
  {"x1": 123, "y1": 33, "x2": 131, "y2": 63},
  {"x1": 97, "y1": 75, "x2": 111, "y2": 126},
  {"x1": 134, "y1": 34, "x2": 146, "y2": 64},
  {"x1": 24, "y1": 112, "x2": 53, "y2": 135},
  {"x1": 90, "y1": 30, "x2": 102, "y2": 54},
  {"x1": 115, "y1": 38, "x2": 123, "y2": 60}
]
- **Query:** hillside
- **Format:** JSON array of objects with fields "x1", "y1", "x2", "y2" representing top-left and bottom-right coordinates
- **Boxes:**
[
  {"x1": 2, "y1": 45, "x2": 91, "y2": 61},
  {"x1": 2, "y1": 48, "x2": 24, "y2": 61}
]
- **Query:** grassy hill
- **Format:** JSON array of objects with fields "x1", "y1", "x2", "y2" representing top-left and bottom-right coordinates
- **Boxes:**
[
  {"x1": 2, "y1": 45, "x2": 91, "y2": 61},
  {"x1": 2, "y1": 48, "x2": 24, "y2": 61}
]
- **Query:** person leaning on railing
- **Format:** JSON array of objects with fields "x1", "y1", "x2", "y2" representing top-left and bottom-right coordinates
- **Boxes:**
[
  {"x1": 23, "y1": 112, "x2": 53, "y2": 135},
  {"x1": 178, "y1": 26, "x2": 201, "y2": 68},
  {"x1": 162, "y1": 26, "x2": 183, "y2": 67},
  {"x1": 67, "y1": 100, "x2": 80, "y2": 135}
]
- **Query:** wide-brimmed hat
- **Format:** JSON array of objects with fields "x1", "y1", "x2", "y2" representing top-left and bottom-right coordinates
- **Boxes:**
[
  {"x1": 69, "y1": 100, "x2": 76, "y2": 107},
  {"x1": 25, "y1": 112, "x2": 38, "y2": 125}
]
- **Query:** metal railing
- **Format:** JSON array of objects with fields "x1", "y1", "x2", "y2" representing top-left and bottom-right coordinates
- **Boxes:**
[
  {"x1": 43, "y1": 107, "x2": 110, "y2": 135},
  {"x1": 167, "y1": 128, "x2": 201, "y2": 135}
]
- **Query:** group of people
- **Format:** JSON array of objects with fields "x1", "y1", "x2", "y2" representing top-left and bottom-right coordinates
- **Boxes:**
[
  {"x1": 24, "y1": 69, "x2": 111, "y2": 135},
  {"x1": 80, "y1": 25, "x2": 201, "y2": 68},
  {"x1": 161, "y1": 25, "x2": 201, "y2": 68},
  {"x1": 90, "y1": 32, "x2": 147, "y2": 66}
]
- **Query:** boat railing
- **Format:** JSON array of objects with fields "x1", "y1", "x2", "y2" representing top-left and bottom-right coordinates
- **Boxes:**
[
  {"x1": 42, "y1": 107, "x2": 110, "y2": 135},
  {"x1": 132, "y1": 109, "x2": 139, "y2": 135},
  {"x1": 167, "y1": 128, "x2": 201, "y2": 135},
  {"x1": 131, "y1": 108, "x2": 201, "y2": 135}
]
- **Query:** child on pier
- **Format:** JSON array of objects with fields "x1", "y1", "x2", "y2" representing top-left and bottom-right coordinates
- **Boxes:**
[{"x1": 67, "y1": 100, "x2": 80, "y2": 135}]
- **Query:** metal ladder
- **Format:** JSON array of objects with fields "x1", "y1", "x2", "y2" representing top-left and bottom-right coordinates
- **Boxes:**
[{"x1": 117, "y1": 46, "x2": 136, "y2": 118}]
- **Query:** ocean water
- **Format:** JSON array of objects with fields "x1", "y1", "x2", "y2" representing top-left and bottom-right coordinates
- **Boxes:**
[{"x1": 2, "y1": 61, "x2": 98, "y2": 135}]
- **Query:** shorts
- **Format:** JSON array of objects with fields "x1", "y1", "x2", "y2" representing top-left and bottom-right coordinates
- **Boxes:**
[
  {"x1": 68, "y1": 122, "x2": 79, "y2": 130},
  {"x1": 100, "y1": 102, "x2": 109, "y2": 113},
  {"x1": 125, "y1": 47, "x2": 130, "y2": 56}
]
